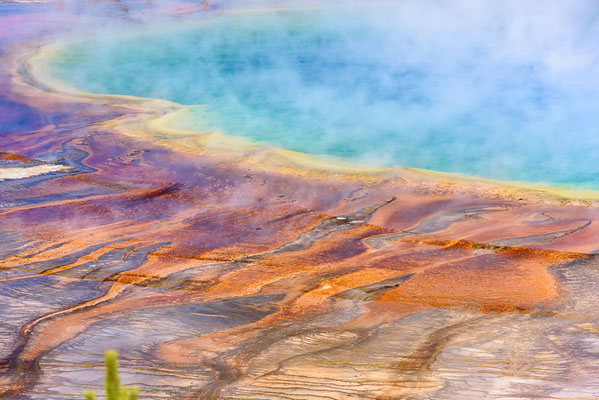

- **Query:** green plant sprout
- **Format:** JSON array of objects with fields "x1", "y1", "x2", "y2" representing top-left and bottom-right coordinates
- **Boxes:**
[{"x1": 85, "y1": 350, "x2": 139, "y2": 400}]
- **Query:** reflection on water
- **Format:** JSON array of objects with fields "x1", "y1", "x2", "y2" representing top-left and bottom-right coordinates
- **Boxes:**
[{"x1": 47, "y1": 3, "x2": 599, "y2": 189}]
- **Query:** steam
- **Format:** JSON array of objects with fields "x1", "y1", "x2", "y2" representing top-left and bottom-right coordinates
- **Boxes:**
[{"x1": 45, "y1": 0, "x2": 599, "y2": 188}]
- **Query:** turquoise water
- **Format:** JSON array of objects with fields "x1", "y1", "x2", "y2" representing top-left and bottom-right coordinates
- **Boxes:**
[{"x1": 49, "y1": 5, "x2": 599, "y2": 188}]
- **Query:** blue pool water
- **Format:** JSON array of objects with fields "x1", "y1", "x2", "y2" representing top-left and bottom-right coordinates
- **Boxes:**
[{"x1": 48, "y1": 4, "x2": 599, "y2": 189}]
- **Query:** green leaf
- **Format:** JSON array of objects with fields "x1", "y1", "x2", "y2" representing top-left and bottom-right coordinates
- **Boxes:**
[
  {"x1": 85, "y1": 390, "x2": 97, "y2": 400},
  {"x1": 84, "y1": 350, "x2": 139, "y2": 400},
  {"x1": 105, "y1": 350, "x2": 120, "y2": 400},
  {"x1": 129, "y1": 386, "x2": 140, "y2": 400}
]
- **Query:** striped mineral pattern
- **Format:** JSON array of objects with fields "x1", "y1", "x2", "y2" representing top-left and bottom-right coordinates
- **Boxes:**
[{"x1": 1, "y1": 1, "x2": 599, "y2": 399}]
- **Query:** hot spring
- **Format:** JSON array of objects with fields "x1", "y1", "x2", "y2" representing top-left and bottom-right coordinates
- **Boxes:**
[{"x1": 45, "y1": 3, "x2": 599, "y2": 189}]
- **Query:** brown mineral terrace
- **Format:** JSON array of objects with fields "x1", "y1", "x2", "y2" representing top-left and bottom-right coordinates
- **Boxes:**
[{"x1": 1, "y1": 4, "x2": 599, "y2": 400}]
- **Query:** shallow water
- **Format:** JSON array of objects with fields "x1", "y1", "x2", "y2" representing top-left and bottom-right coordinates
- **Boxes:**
[{"x1": 47, "y1": 4, "x2": 599, "y2": 189}]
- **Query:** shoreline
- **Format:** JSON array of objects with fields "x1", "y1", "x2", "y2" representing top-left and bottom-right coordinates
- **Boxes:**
[
  {"x1": 13, "y1": 11, "x2": 599, "y2": 206},
  {"x1": 3, "y1": 6, "x2": 599, "y2": 399}
]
